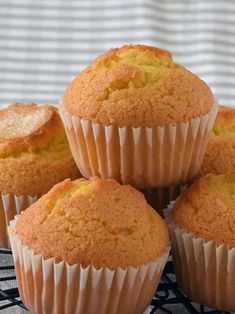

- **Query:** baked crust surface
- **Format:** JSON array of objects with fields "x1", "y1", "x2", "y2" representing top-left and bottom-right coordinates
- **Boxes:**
[
  {"x1": 15, "y1": 177, "x2": 169, "y2": 268},
  {"x1": 0, "y1": 103, "x2": 79, "y2": 195},
  {"x1": 63, "y1": 44, "x2": 214, "y2": 126}
]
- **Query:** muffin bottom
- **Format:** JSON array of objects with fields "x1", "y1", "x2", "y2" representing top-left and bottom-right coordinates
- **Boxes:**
[
  {"x1": 165, "y1": 206, "x2": 235, "y2": 312},
  {"x1": 0, "y1": 193, "x2": 38, "y2": 248},
  {"x1": 142, "y1": 185, "x2": 186, "y2": 216},
  {"x1": 60, "y1": 103, "x2": 218, "y2": 189},
  {"x1": 9, "y1": 217, "x2": 170, "y2": 314}
]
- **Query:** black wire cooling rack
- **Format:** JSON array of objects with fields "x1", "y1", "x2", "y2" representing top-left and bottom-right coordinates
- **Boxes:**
[{"x1": 0, "y1": 249, "x2": 231, "y2": 314}]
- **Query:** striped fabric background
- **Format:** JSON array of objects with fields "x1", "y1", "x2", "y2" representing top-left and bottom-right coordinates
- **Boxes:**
[{"x1": 0, "y1": 0, "x2": 235, "y2": 107}]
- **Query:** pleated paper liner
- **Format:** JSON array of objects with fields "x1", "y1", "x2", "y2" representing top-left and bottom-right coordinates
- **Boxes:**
[
  {"x1": 0, "y1": 193, "x2": 38, "y2": 248},
  {"x1": 9, "y1": 217, "x2": 170, "y2": 314},
  {"x1": 60, "y1": 102, "x2": 218, "y2": 189},
  {"x1": 165, "y1": 205, "x2": 235, "y2": 312}
]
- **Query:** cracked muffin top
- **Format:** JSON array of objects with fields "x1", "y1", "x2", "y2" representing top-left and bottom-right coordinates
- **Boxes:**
[
  {"x1": 0, "y1": 103, "x2": 66, "y2": 158},
  {"x1": 0, "y1": 103, "x2": 79, "y2": 195},
  {"x1": 198, "y1": 105, "x2": 235, "y2": 177},
  {"x1": 15, "y1": 177, "x2": 169, "y2": 268},
  {"x1": 63, "y1": 44, "x2": 214, "y2": 127},
  {"x1": 172, "y1": 173, "x2": 235, "y2": 246}
]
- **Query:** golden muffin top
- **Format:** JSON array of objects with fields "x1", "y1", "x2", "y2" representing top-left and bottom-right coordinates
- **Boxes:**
[
  {"x1": 172, "y1": 173, "x2": 235, "y2": 247},
  {"x1": 63, "y1": 44, "x2": 214, "y2": 127},
  {"x1": 198, "y1": 105, "x2": 235, "y2": 177},
  {"x1": 0, "y1": 103, "x2": 69, "y2": 159},
  {"x1": 0, "y1": 103, "x2": 54, "y2": 138},
  {"x1": 15, "y1": 177, "x2": 169, "y2": 268},
  {"x1": 0, "y1": 103, "x2": 80, "y2": 196},
  {"x1": 211, "y1": 105, "x2": 235, "y2": 138}
]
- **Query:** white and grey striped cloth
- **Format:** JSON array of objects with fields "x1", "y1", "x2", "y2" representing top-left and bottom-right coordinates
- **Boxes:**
[{"x1": 0, "y1": 0, "x2": 235, "y2": 108}]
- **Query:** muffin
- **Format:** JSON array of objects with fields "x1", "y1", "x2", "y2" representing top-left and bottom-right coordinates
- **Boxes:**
[
  {"x1": 197, "y1": 105, "x2": 235, "y2": 177},
  {"x1": 166, "y1": 173, "x2": 235, "y2": 311},
  {"x1": 60, "y1": 44, "x2": 217, "y2": 189},
  {"x1": 9, "y1": 177, "x2": 170, "y2": 314},
  {"x1": 0, "y1": 103, "x2": 79, "y2": 248}
]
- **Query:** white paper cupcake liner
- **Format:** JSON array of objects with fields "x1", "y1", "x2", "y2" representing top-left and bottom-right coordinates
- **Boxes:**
[
  {"x1": 0, "y1": 193, "x2": 38, "y2": 248},
  {"x1": 165, "y1": 204, "x2": 235, "y2": 312},
  {"x1": 8, "y1": 217, "x2": 170, "y2": 314},
  {"x1": 60, "y1": 103, "x2": 218, "y2": 189}
]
